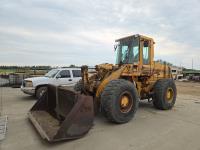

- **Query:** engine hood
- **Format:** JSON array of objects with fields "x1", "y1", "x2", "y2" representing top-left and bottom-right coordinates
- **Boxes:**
[
  {"x1": 25, "y1": 76, "x2": 49, "y2": 82},
  {"x1": 24, "y1": 76, "x2": 50, "y2": 87}
]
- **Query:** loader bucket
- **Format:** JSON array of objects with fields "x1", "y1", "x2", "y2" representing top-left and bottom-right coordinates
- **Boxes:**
[{"x1": 28, "y1": 85, "x2": 94, "y2": 142}]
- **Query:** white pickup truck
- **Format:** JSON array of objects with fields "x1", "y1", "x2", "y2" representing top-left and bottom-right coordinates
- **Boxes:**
[{"x1": 21, "y1": 68, "x2": 81, "y2": 98}]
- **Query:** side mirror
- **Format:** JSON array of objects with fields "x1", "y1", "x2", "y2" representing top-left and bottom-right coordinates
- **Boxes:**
[
  {"x1": 114, "y1": 44, "x2": 118, "y2": 51},
  {"x1": 56, "y1": 74, "x2": 61, "y2": 79},
  {"x1": 144, "y1": 41, "x2": 149, "y2": 47}
]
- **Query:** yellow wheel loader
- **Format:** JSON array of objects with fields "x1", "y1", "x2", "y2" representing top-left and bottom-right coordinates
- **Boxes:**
[{"x1": 28, "y1": 34, "x2": 177, "y2": 142}]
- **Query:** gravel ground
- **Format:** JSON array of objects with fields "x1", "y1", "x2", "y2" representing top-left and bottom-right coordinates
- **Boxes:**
[{"x1": 0, "y1": 81, "x2": 200, "y2": 150}]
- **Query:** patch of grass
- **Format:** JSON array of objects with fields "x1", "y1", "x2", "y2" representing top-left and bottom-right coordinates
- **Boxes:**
[{"x1": 0, "y1": 69, "x2": 16, "y2": 74}]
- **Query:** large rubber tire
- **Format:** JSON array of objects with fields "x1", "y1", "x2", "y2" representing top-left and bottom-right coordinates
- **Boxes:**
[
  {"x1": 153, "y1": 79, "x2": 177, "y2": 110},
  {"x1": 101, "y1": 79, "x2": 139, "y2": 124},
  {"x1": 36, "y1": 86, "x2": 47, "y2": 99}
]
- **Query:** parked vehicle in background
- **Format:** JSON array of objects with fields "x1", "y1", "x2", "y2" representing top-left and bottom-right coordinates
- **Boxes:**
[
  {"x1": 21, "y1": 68, "x2": 81, "y2": 99},
  {"x1": 192, "y1": 76, "x2": 200, "y2": 81},
  {"x1": 171, "y1": 66, "x2": 183, "y2": 80}
]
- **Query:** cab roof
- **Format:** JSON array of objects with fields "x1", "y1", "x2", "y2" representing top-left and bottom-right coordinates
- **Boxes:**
[
  {"x1": 115, "y1": 34, "x2": 154, "y2": 42},
  {"x1": 52, "y1": 67, "x2": 81, "y2": 71}
]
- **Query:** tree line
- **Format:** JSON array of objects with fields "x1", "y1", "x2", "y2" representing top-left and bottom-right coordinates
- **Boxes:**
[
  {"x1": 0, "y1": 66, "x2": 52, "y2": 70},
  {"x1": 0, "y1": 65, "x2": 81, "y2": 70}
]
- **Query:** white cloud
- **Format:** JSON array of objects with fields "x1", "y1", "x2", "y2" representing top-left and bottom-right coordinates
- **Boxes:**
[{"x1": 0, "y1": 0, "x2": 200, "y2": 69}]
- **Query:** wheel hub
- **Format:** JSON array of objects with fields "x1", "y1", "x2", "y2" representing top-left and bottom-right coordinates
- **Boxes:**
[
  {"x1": 119, "y1": 93, "x2": 133, "y2": 113},
  {"x1": 166, "y1": 88, "x2": 174, "y2": 102},
  {"x1": 121, "y1": 96, "x2": 129, "y2": 108}
]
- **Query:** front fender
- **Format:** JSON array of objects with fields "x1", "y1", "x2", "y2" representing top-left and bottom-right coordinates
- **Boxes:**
[{"x1": 95, "y1": 65, "x2": 127, "y2": 98}]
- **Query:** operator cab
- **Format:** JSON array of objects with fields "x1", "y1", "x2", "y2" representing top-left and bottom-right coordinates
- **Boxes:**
[{"x1": 115, "y1": 34, "x2": 154, "y2": 66}]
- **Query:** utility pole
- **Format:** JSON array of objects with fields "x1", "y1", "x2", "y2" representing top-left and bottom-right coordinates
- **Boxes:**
[
  {"x1": 198, "y1": 57, "x2": 200, "y2": 70},
  {"x1": 192, "y1": 58, "x2": 193, "y2": 70}
]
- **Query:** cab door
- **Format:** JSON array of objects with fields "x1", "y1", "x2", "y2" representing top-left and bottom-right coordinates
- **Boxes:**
[
  {"x1": 72, "y1": 69, "x2": 82, "y2": 83},
  {"x1": 140, "y1": 40, "x2": 153, "y2": 75},
  {"x1": 55, "y1": 70, "x2": 74, "y2": 86}
]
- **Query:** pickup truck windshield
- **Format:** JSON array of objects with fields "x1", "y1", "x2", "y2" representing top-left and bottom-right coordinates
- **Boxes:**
[{"x1": 45, "y1": 69, "x2": 59, "y2": 78}]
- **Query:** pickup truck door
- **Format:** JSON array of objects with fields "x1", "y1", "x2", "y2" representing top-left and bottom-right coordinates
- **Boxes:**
[
  {"x1": 71, "y1": 70, "x2": 82, "y2": 83},
  {"x1": 54, "y1": 70, "x2": 74, "y2": 86}
]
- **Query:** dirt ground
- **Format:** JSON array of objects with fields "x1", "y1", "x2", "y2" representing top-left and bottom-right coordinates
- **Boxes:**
[
  {"x1": 176, "y1": 81, "x2": 200, "y2": 97},
  {"x1": 0, "y1": 81, "x2": 200, "y2": 150}
]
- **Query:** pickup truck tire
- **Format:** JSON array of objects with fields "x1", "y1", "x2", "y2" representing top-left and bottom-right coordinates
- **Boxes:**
[{"x1": 36, "y1": 86, "x2": 47, "y2": 99}]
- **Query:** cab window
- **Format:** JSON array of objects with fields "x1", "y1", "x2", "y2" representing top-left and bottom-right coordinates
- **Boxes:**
[
  {"x1": 121, "y1": 46, "x2": 129, "y2": 63},
  {"x1": 72, "y1": 70, "x2": 81, "y2": 77},
  {"x1": 133, "y1": 46, "x2": 139, "y2": 63},
  {"x1": 143, "y1": 41, "x2": 150, "y2": 65},
  {"x1": 129, "y1": 40, "x2": 139, "y2": 63},
  {"x1": 58, "y1": 70, "x2": 71, "y2": 78}
]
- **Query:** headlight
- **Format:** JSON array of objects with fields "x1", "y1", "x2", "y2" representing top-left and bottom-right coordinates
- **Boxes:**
[{"x1": 25, "y1": 81, "x2": 33, "y2": 87}]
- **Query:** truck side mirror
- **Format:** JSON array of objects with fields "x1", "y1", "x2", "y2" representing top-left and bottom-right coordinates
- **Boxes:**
[
  {"x1": 56, "y1": 74, "x2": 61, "y2": 79},
  {"x1": 144, "y1": 41, "x2": 149, "y2": 47},
  {"x1": 114, "y1": 44, "x2": 118, "y2": 51}
]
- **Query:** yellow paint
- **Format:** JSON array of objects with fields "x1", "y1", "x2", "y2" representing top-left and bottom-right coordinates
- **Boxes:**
[
  {"x1": 95, "y1": 65, "x2": 127, "y2": 98},
  {"x1": 120, "y1": 96, "x2": 129, "y2": 107},
  {"x1": 166, "y1": 87, "x2": 174, "y2": 102},
  {"x1": 91, "y1": 34, "x2": 173, "y2": 100}
]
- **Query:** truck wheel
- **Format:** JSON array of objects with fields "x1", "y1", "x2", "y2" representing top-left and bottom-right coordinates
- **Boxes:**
[
  {"x1": 101, "y1": 79, "x2": 139, "y2": 124},
  {"x1": 153, "y1": 79, "x2": 177, "y2": 110},
  {"x1": 36, "y1": 86, "x2": 47, "y2": 99}
]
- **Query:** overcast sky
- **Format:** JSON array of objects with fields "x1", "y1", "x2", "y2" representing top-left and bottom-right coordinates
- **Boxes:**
[{"x1": 0, "y1": 0, "x2": 200, "y2": 69}]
